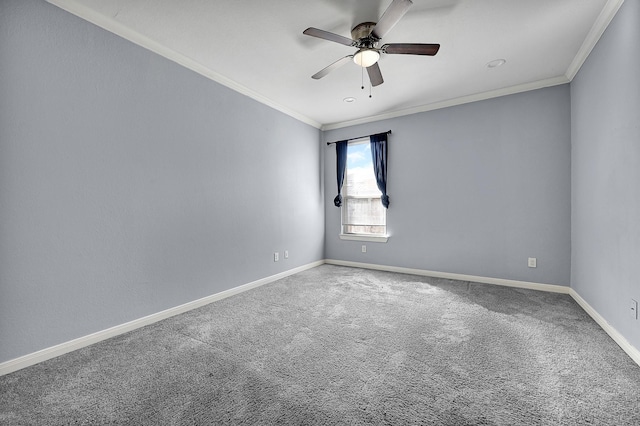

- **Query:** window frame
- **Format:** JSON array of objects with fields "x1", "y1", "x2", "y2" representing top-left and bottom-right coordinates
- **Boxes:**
[{"x1": 339, "y1": 139, "x2": 388, "y2": 243}]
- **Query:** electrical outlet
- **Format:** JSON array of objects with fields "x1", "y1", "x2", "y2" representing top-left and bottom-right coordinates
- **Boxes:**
[
  {"x1": 274, "y1": 252, "x2": 279, "y2": 262},
  {"x1": 361, "y1": 245, "x2": 367, "y2": 253},
  {"x1": 528, "y1": 257, "x2": 537, "y2": 268},
  {"x1": 631, "y1": 299, "x2": 638, "y2": 320},
  {"x1": 284, "y1": 250, "x2": 289, "y2": 259}
]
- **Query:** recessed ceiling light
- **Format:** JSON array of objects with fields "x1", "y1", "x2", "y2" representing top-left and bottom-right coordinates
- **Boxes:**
[
  {"x1": 486, "y1": 59, "x2": 506, "y2": 69},
  {"x1": 343, "y1": 97, "x2": 356, "y2": 103}
]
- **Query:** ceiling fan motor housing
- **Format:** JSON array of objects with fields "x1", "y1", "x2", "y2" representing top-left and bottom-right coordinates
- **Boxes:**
[{"x1": 351, "y1": 22, "x2": 379, "y2": 47}]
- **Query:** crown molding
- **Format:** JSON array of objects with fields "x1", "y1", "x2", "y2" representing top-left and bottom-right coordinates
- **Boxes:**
[
  {"x1": 565, "y1": 0, "x2": 625, "y2": 81},
  {"x1": 45, "y1": 0, "x2": 323, "y2": 130},
  {"x1": 321, "y1": 76, "x2": 569, "y2": 131},
  {"x1": 47, "y1": 0, "x2": 623, "y2": 133},
  {"x1": 322, "y1": 0, "x2": 624, "y2": 130}
]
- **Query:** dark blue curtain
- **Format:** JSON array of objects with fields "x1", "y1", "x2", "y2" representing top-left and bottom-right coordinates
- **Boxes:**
[
  {"x1": 334, "y1": 141, "x2": 348, "y2": 207},
  {"x1": 370, "y1": 133, "x2": 389, "y2": 208}
]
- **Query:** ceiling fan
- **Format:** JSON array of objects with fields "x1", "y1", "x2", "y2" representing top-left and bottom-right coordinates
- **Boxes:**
[{"x1": 303, "y1": 0, "x2": 440, "y2": 87}]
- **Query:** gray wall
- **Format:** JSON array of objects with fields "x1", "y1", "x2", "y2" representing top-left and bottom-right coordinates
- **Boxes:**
[
  {"x1": 571, "y1": 0, "x2": 640, "y2": 350},
  {"x1": 4, "y1": 0, "x2": 636, "y2": 365},
  {"x1": 324, "y1": 86, "x2": 571, "y2": 287},
  {"x1": 0, "y1": 0, "x2": 324, "y2": 363}
]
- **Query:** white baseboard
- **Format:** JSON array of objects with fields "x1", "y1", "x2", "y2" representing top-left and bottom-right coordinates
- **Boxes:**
[
  {"x1": 4, "y1": 259, "x2": 639, "y2": 375},
  {"x1": 324, "y1": 259, "x2": 571, "y2": 294},
  {"x1": 325, "y1": 259, "x2": 640, "y2": 367},
  {"x1": 0, "y1": 261, "x2": 324, "y2": 376},
  {"x1": 569, "y1": 289, "x2": 640, "y2": 367}
]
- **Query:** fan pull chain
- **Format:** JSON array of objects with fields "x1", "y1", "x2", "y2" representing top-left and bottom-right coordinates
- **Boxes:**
[
  {"x1": 369, "y1": 79, "x2": 372, "y2": 98},
  {"x1": 361, "y1": 66, "x2": 364, "y2": 90}
]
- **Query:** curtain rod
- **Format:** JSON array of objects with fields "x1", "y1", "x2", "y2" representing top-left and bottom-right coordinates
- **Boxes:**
[{"x1": 326, "y1": 130, "x2": 392, "y2": 146}]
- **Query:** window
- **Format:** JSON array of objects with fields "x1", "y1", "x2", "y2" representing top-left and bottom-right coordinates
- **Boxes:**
[{"x1": 341, "y1": 140, "x2": 387, "y2": 238}]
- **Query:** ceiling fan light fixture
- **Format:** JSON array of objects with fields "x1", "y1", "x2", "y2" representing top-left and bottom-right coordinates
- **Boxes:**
[{"x1": 353, "y1": 48, "x2": 380, "y2": 68}]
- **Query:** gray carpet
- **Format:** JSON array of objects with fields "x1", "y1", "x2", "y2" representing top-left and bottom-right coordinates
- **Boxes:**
[{"x1": 1, "y1": 265, "x2": 640, "y2": 425}]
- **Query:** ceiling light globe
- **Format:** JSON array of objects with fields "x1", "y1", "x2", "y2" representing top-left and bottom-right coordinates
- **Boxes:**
[{"x1": 353, "y1": 49, "x2": 380, "y2": 68}]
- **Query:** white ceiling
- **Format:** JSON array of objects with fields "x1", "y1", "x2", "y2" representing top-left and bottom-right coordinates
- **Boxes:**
[{"x1": 47, "y1": 0, "x2": 623, "y2": 130}]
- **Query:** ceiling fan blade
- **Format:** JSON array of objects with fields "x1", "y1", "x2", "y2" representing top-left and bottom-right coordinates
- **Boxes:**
[
  {"x1": 382, "y1": 43, "x2": 440, "y2": 56},
  {"x1": 311, "y1": 56, "x2": 354, "y2": 80},
  {"x1": 371, "y1": 0, "x2": 413, "y2": 39},
  {"x1": 303, "y1": 27, "x2": 355, "y2": 47},
  {"x1": 367, "y1": 62, "x2": 384, "y2": 87}
]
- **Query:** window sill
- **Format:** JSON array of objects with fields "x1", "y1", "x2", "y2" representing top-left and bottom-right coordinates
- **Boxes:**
[{"x1": 339, "y1": 234, "x2": 389, "y2": 243}]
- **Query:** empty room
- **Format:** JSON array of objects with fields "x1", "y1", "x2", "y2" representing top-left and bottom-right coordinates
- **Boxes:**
[{"x1": 1, "y1": 0, "x2": 639, "y2": 424}]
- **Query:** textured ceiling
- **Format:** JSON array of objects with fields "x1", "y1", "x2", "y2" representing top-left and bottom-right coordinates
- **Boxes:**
[{"x1": 47, "y1": 0, "x2": 623, "y2": 129}]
